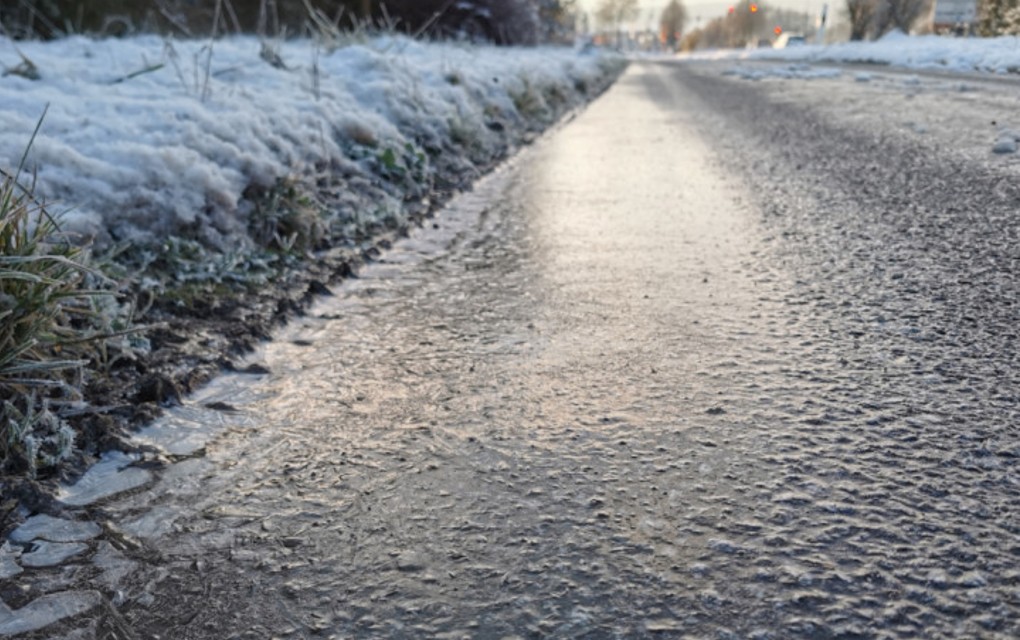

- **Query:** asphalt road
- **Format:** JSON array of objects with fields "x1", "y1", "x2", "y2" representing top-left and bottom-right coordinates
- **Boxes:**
[{"x1": 20, "y1": 60, "x2": 1020, "y2": 639}]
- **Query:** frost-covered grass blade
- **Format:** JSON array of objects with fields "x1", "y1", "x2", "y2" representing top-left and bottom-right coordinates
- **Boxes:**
[{"x1": 0, "y1": 114, "x2": 125, "y2": 475}]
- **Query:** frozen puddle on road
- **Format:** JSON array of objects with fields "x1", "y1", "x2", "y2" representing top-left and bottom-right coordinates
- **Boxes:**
[
  {"x1": 132, "y1": 371, "x2": 267, "y2": 458},
  {"x1": 56, "y1": 451, "x2": 151, "y2": 508},
  {"x1": 0, "y1": 154, "x2": 529, "y2": 637},
  {"x1": 8, "y1": 514, "x2": 101, "y2": 544},
  {"x1": 0, "y1": 591, "x2": 102, "y2": 636},
  {"x1": 47, "y1": 372, "x2": 266, "y2": 512},
  {"x1": 0, "y1": 373, "x2": 270, "y2": 634}
]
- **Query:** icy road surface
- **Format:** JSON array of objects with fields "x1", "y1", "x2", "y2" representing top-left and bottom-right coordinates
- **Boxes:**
[{"x1": 33, "y1": 61, "x2": 1020, "y2": 638}]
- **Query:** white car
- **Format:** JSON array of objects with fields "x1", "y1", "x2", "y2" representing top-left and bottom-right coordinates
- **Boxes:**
[{"x1": 773, "y1": 33, "x2": 807, "y2": 48}]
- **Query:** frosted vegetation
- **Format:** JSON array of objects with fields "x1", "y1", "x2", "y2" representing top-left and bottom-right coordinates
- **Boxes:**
[
  {"x1": 1, "y1": 35, "x2": 617, "y2": 254},
  {"x1": 0, "y1": 31, "x2": 623, "y2": 478},
  {"x1": 0, "y1": 118, "x2": 122, "y2": 479}
]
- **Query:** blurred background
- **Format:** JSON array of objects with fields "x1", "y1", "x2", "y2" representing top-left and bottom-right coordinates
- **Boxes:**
[{"x1": 0, "y1": 0, "x2": 1010, "y2": 51}]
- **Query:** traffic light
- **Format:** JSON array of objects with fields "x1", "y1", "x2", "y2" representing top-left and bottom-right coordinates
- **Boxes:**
[
  {"x1": 774, "y1": 25, "x2": 782, "y2": 35},
  {"x1": 728, "y1": 6, "x2": 735, "y2": 14},
  {"x1": 750, "y1": 4, "x2": 759, "y2": 12}
]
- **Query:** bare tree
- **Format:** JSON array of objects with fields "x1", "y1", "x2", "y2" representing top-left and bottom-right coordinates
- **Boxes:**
[
  {"x1": 537, "y1": 0, "x2": 578, "y2": 43},
  {"x1": 979, "y1": 0, "x2": 1009, "y2": 35},
  {"x1": 731, "y1": 0, "x2": 765, "y2": 42},
  {"x1": 1004, "y1": 4, "x2": 1020, "y2": 33},
  {"x1": 845, "y1": 0, "x2": 877, "y2": 39},
  {"x1": 374, "y1": 0, "x2": 539, "y2": 44},
  {"x1": 874, "y1": 0, "x2": 931, "y2": 34},
  {"x1": 659, "y1": 0, "x2": 687, "y2": 48},
  {"x1": 0, "y1": 0, "x2": 567, "y2": 43},
  {"x1": 595, "y1": 0, "x2": 639, "y2": 30}
]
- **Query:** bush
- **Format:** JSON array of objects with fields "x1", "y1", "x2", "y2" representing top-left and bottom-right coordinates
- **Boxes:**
[{"x1": 1, "y1": 0, "x2": 569, "y2": 44}]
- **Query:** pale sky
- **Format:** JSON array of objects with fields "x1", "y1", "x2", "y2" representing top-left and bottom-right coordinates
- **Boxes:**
[{"x1": 575, "y1": 0, "x2": 831, "y2": 29}]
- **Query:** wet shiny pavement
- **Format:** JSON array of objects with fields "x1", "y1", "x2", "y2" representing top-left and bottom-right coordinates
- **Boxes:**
[{"x1": 58, "y1": 62, "x2": 1020, "y2": 638}]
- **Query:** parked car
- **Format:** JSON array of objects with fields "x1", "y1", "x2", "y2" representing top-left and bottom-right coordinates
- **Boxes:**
[{"x1": 773, "y1": 33, "x2": 807, "y2": 48}]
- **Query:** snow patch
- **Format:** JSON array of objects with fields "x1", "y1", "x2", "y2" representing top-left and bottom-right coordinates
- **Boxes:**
[
  {"x1": 683, "y1": 33, "x2": 1020, "y2": 76},
  {"x1": 724, "y1": 63, "x2": 841, "y2": 80},
  {"x1": 992, "y1": 128, "x2": 1019, "y2": 153},
  {"x1": 0, "y1": 35, "x2": 618, "y2": 253},
  {"x1": 0, "y1": 543, "x2": 22, "y2": 580},
  {"x1": 57, "y1": 451, "x2": 151, "y2": 507},
  {"x1": 0, "y1": 591, "x2": 102, "y2": 636},
  {"x1": 8, "y1": 514, "x2": 101, "y2": 544},
  {"x1": 20, "y1": 541, "x2": 89, "y2": 567}
]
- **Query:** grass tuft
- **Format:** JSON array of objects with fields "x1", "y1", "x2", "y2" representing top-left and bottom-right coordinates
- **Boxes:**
[
  {"x1": 509, "y1": 76, "x2": 547, "y2": 120},
  {"x1": 247, "y1": 178, "x2": 326, "y2": 255},
  {"x1": 0, "y1": 112, "x2": 122, "y2": 476}
]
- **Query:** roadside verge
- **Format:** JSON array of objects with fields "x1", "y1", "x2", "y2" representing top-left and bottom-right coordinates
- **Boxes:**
[{"x1": 0, "y1": 34, "x2": 626, "y2": 514}]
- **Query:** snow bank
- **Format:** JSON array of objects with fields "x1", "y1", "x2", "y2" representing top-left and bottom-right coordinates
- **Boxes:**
[
  {"x1": 683, "y1": 32, "x2": 1020, "y2": 75},
  {"x1": 0, "y1": 35, "x2": 621, "y2": 252}
]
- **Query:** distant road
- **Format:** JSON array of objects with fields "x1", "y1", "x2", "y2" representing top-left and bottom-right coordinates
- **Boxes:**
[{"x1": 707, "y1": 54, "x2": 1020, "y2": 85}]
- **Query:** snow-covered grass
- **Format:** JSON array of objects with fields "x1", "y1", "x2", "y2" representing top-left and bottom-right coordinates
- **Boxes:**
[
  {"x1": 0, "y1": 35, "x2": 621, "y2": 258},
  {"x1": 683, "y1": 31, "x2": 1020, "y2": 75}
]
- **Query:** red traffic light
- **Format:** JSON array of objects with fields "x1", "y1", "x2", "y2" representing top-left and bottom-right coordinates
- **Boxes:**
[
  {"x1": 728, "y1": 6, "x2": 735, "y2": 14},
  {"x1": 774, "y1": 26, "x2": 782, "y2": 35}
]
